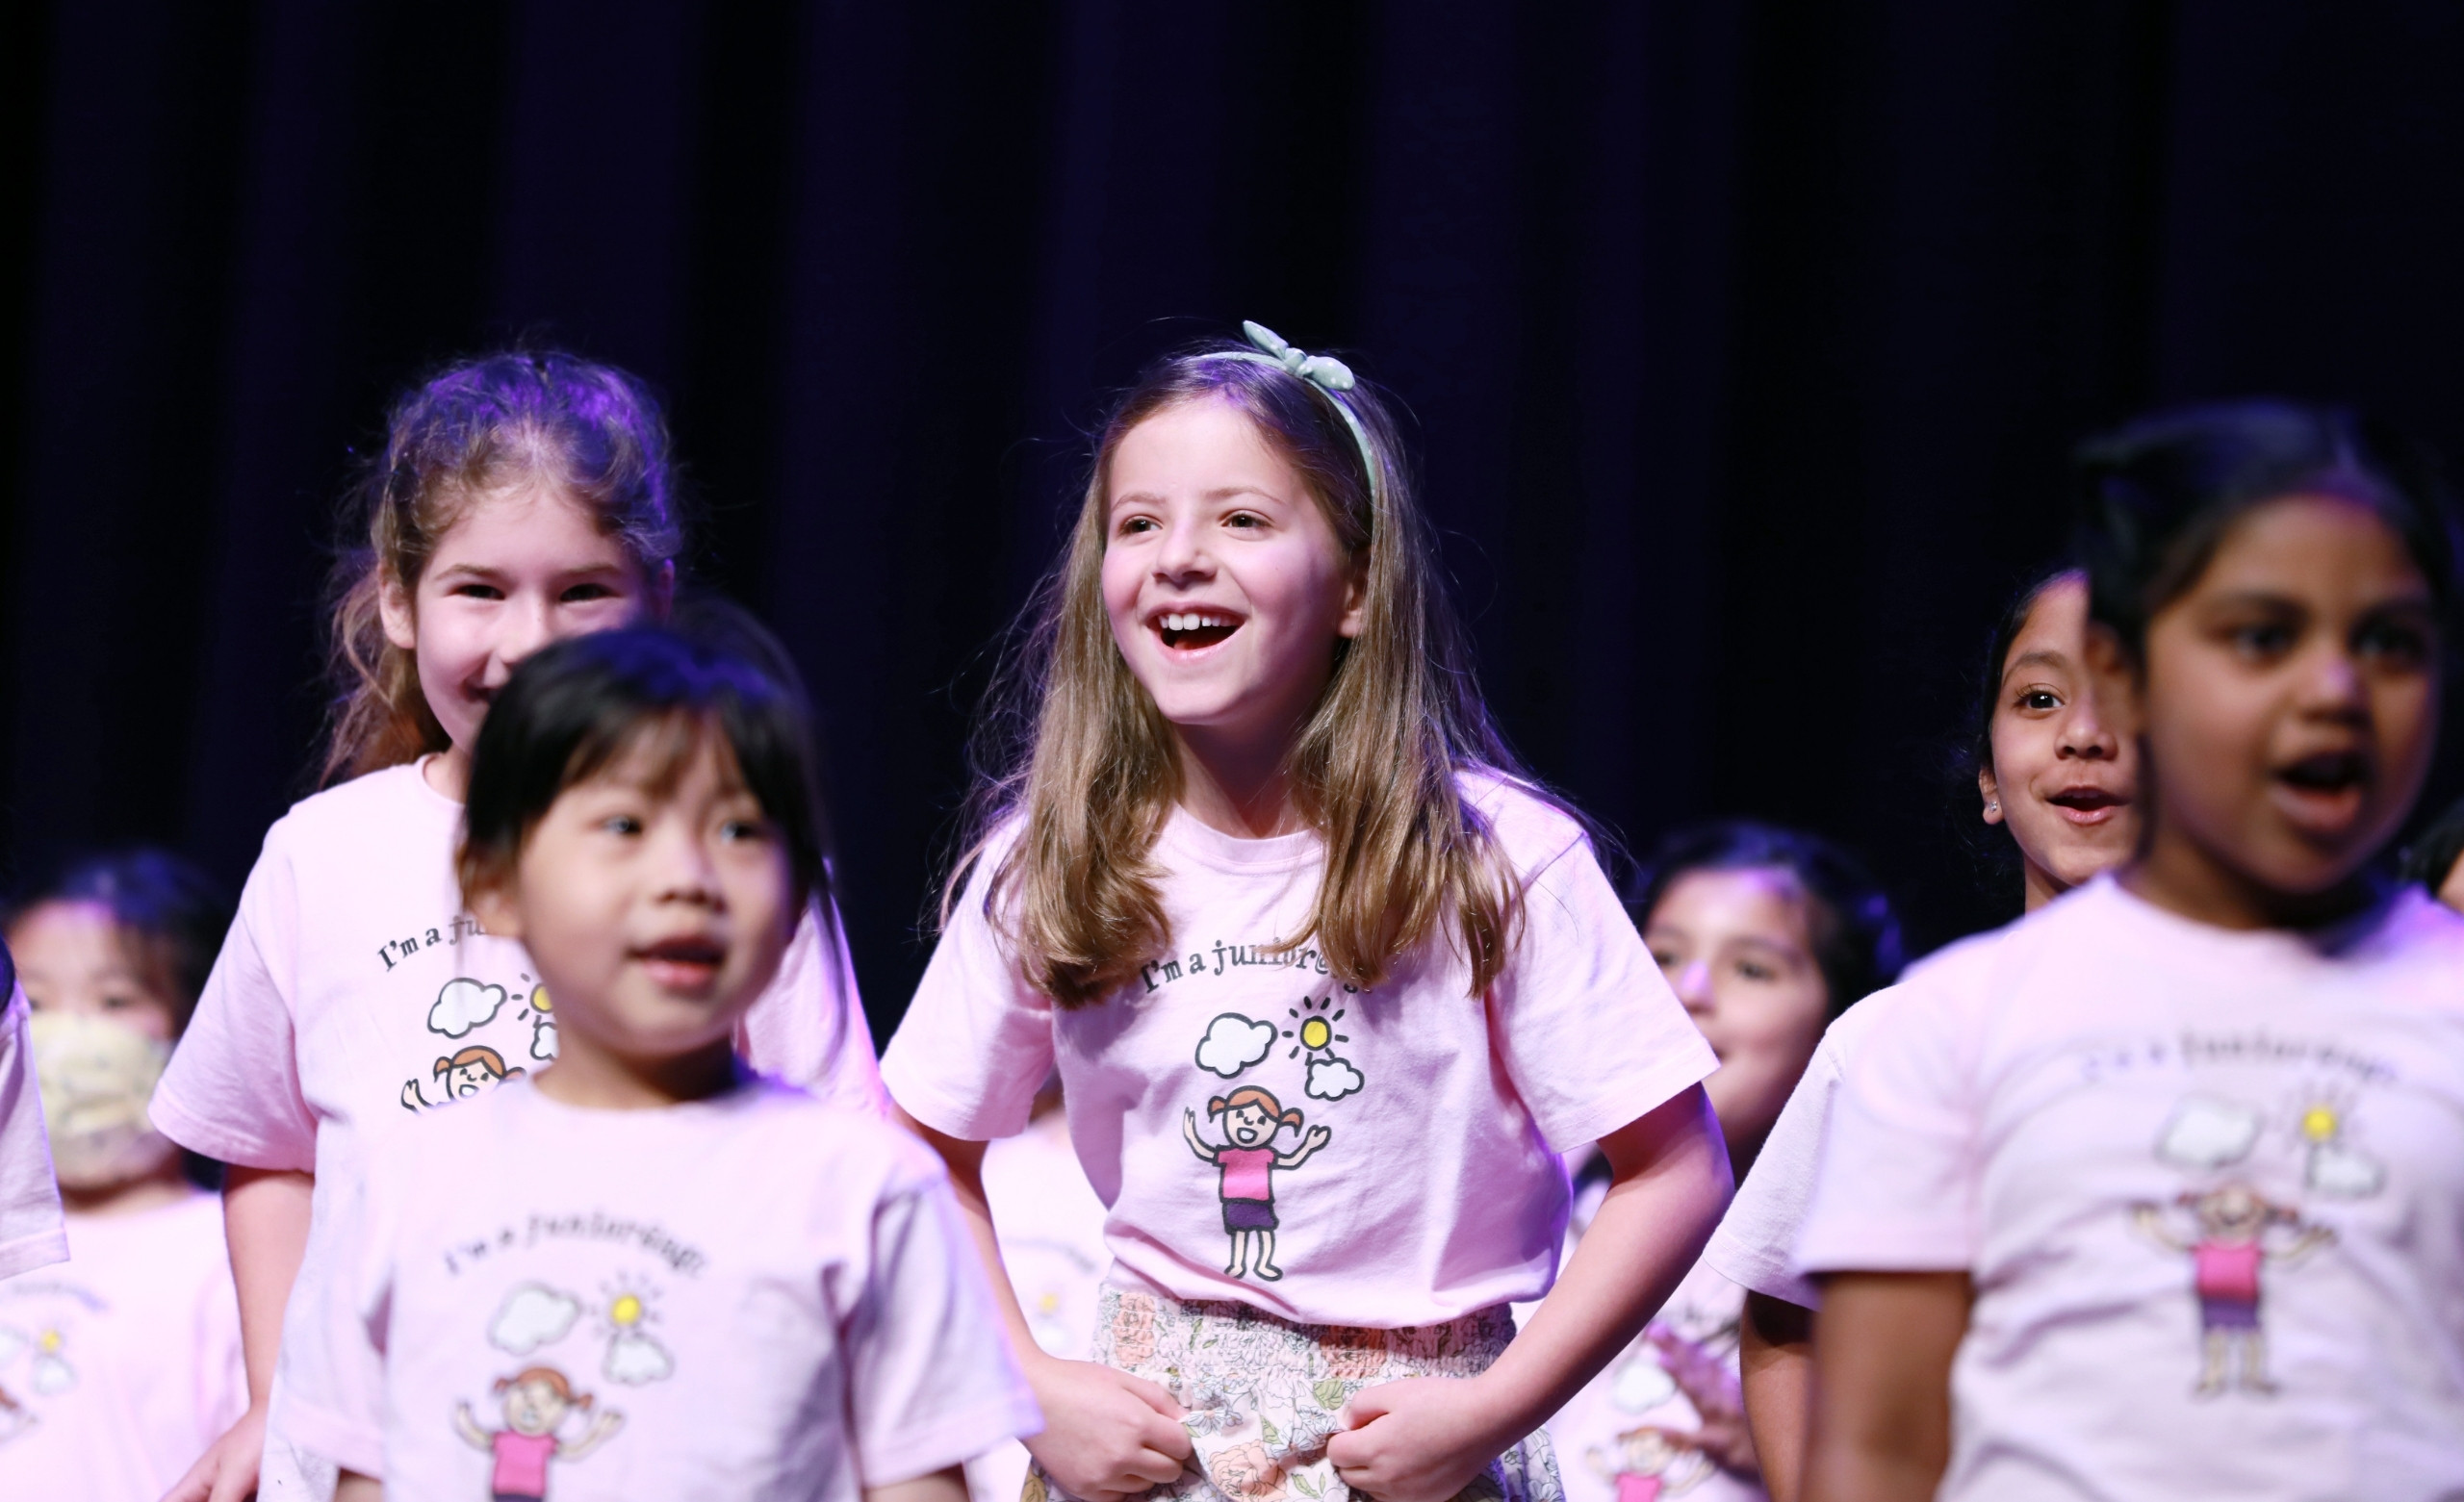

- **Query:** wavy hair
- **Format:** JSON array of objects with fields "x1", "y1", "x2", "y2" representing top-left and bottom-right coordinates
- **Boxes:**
[
  {"x1": 320, "y1": 349, "x2": 684, "y2": 784},
  {"x1": 951, "y1": 335, "x2": 1547, "y2": 1008}
]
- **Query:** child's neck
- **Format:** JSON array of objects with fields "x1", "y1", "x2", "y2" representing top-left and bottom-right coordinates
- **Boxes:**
[
  {"x1": 534, "y1": 1032, "x2": 744, "y2": 1109},
  {"x1": 424, "y1": 744, "x2": 474, "y2": 802},
  {"x1": 63, "y1": 1165, "x2": 192, "y2": 1219},
  {"x1": 1173, "y1": 726, "x2": 1308, "y2": 838},
  {"x1": 2124, "y1": 829, "x2": 2379, "y2": 931}
]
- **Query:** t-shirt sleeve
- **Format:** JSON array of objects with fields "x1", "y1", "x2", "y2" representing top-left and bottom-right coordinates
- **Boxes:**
[
  {"x1": 151, "y1": 833, "x2": 321, "y2": 1171},
  {"x1": 879, "y1": 850, "x2": 1054, "y2": 1141},
  {"x1": 738, "y1": 894, "x2": 886, "y2": 1114},
  {"x1": 1701, "y1": 1028, "x2": 1849, "y2": 1309},
  {"x1": 1485, "y1": 820, "x2": 1719, "y2": 1152},
  {"x1": 0, "y1": 980, "x2": 67, "y2": 1279},
  {"x1": 272, "y1": 1153, "x2": 394, "y2": 1478},
  {"x1": 1793, "y1": 980, "x2": 1981, "y2": 1276},
  {"x1": 843, "y1": 1160, "x2": 1042, "y2": 1483}
]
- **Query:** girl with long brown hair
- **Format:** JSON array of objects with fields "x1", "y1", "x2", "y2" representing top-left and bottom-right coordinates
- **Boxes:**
[
  {"x1": 151, "y1": 350, "x2": 882, "y2": 1502},
  {"x1": 884, "y1": 323, "x2": 1731, "y2": 1502}
]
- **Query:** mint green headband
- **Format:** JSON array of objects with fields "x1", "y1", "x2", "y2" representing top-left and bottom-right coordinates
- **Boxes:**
[{"x1": 1211, "y1": 320, "x2": 1386, "y2": 512}]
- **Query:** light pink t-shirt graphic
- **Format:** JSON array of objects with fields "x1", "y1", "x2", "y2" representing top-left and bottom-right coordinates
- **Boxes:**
[
  {"x1": 0, "y1": 1190, "x2": 245, "y2": 1501},
  {"x1": 490, "y1": 1427, "x2": 557, "y2": 1495},
  {"x1": 1218, "y1": 1146, "x2": 1275, "y2": 1203},
  {"x1": 281, "y1": 1078, "x2": 1040, "y2": 1499},
  {"x1": 1796, "y1": 878, "x2": 2464, "y2": 1500},
  {"x1": 885, "y1": 772, "x2": 1717, "y2": 1328},
  {"x1": 149, "y1": 761, "x2": 885, "y2": 1494},
  {"x1": 0, "y1": 984, "x2": 65, "y2": 1281}
]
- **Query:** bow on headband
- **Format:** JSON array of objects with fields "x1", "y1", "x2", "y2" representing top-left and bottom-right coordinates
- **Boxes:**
[
  {"x1": 1219, "y1": 320, "x2": 1383, "y2": 510},
  {"x1": 1242, "y1": 319, "x2": 1358, "y2": 394}
]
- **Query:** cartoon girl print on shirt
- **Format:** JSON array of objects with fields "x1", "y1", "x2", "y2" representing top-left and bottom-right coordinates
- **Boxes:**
[
  {"x1": 1181, "y1": 1086, "x2": 1331, "y2": 1282},
  {"x1": 2133, "y1": 1184, "x2": 2332, "y2": 1396},
  {"x1": 454, "y1": 1364, "x2": 623, "y2": 1501},
  {"x1": 401, "y1": 1045, "x2": 526, "y2": 1113},
  {"x1": 1584, "y1": 1427, "x2": 1710, "y2": 1502}
]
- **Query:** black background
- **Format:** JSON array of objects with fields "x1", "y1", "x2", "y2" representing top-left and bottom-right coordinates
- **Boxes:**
[{"x1": 10, "y1": 2, "x2": 2464, "y2": 1040}]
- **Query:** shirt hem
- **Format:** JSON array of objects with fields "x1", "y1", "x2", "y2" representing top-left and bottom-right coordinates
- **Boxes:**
[
  {"x1": 275, "y1": 1396, "x2": 382, "y2": 1480},
  {"x1": 881, "y1": 1058, "x2": 1030, "y2": 1143},
  {"x1": 861, "y1": 1393, "x2": 1045, "y2": 1486},
  {"x1": 1535, "y1": 1045, "x2": 1719, "y2": 1154},
  {"x1": 0, "y1": 1228, "x2": 68, "y2": 1280},
  {"x1": 145, "y1": 1089, "x2": 317, "y2": 1173},
  {"x1": 1700, "y1": 1229, "x2": 1818, "y2": 1310}
]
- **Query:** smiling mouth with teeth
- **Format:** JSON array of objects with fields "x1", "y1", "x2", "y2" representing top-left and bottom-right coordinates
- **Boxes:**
[{"x1": 1158, "y1": 612, "x2": 1240, "y2": 649}]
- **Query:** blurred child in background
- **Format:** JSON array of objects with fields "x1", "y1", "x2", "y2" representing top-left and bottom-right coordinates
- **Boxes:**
[
  {"x1": 1703, "y1": 564, "x2": 2143, "y2": 1500},
  {"x1": 1800, "y1": 401, "x2": 2464, "y2": 1499},
  {"x1": 1540, "y1": 823, "x2": 1902, "y2": 1502},
  {"x1": 2, "y1": 851, "x2": 245, "y2": 1499}
]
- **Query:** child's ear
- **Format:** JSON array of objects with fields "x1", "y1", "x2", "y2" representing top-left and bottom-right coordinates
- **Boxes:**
[
  {"x1": 1977, "y1": 765, "x2": 2006, "y2": 826},
  {"x1": 378, "y1": 568, "x2": 419, "y2": 653},
  {"x1": 1336, "y1": 547, "x2": 1372, "y2": 640},
  {"x1": 467, "y1": 874, "x2": 525, "y2": 942}
]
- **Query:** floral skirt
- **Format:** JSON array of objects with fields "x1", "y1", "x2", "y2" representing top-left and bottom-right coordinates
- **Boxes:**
[{"x1": 1027, "y1": 1285, "x2": 1563, "y2": 1502}]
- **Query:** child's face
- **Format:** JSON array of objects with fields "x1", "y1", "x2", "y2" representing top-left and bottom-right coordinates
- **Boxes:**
[
  {"x1": 1646, "y1": 869, "x2": 1829, "y2": 1158},
  {"x1": 1225, "y1": 1104, "x2": 1275, "y2": 1145},
  {"x1": 381, "y1": 485, "x2": 660, "y2": 755},
  {"x1": 1101, "y1": 396, "x2": 1366, "y2": 758},
  {"x1": 472, "y1": 727, "x2": 794, "y2": 1068},
  {"x1": 8, "y1": 901, "x2": 177, "y2": 1043},
  {"x1": 2123, "y1": 495, "x2": 2439, "y2": 900},
  {"x1": 503, "y1": 1378, "x2": 567, "y2": 1434},
  {"x1": 1980, "y1": 575, "x2": 2141, "y2": 903}
]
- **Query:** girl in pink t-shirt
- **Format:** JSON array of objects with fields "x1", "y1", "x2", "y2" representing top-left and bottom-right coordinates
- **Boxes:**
[
  {"x1": 4, "y1": 851, "x2": 246, "y2": 1502},
  {"x1": 155, "y1": 352, "x2": 880, "y2": 1502},
  {"x1": 1798, "y1": 401, "x2": 2464, "y2": 1500},
  {"x1": 295, "y1": 625, "x2": 1035, "y2": 1502},
  {"x1": 884, "y1": 323, "x2": 1727, "y2": 1502}
]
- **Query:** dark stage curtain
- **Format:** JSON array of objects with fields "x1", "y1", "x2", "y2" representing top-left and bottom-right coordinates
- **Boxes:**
[{"x1": 9, "y1": 2, "x2": 2464, "y2": 1039}]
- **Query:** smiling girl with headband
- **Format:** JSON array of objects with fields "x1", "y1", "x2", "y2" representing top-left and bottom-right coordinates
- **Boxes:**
[{"x1": 885, "y1": 323, "x2": 1728, "y2": 1502}]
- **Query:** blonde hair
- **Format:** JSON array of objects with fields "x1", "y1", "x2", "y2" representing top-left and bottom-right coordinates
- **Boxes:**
[
  {"x1": 320, "y1": 349, "x2": 683, "y2": 784},
  {"x1": 952, "y1": 338, "x2": 1559, "y2": 1007}
]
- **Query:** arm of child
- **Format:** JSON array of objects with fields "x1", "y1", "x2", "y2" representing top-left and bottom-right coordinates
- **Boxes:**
[
  {"x1": 1801, "y1": 1271, "x2": 1967, "y2": 1502},
  {"x1": 335, "y1": 1473, "x2": 382, "y2": 1502},
  {"x1": 1739, "y1": 1290, "x2": 1815, "y2": 1502},
  {"x1": 892, "y1": 1105, "x2": 1191, "y2": 1502},
  {"x1": 866, "y1": 1464, "x2": 967, "y2": 1502},
  {"x1": 1325, "y1": 1083, "x2": 1731, "y2": 1502},
  {"x1": 164, "y1": 1163, "x2": 315, "y2": 1502}
]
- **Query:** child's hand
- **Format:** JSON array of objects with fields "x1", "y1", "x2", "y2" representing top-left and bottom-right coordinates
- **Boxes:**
[
  {"x1": 1645, "y1": 1325, "x2": 1758, "y2": 1477},
  {"x1": 1326, "y1": 1374, "x2": 1513, "y2": 1502},
  {"x1": 160, "y1": 1401, "x2": 266, "y2": 1502},
  {"x1": 1021, "y1": 1354, "x2": 1192, "y2": 1502}
]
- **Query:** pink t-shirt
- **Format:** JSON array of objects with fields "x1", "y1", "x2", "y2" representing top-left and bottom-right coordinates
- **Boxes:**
[
  {"x1": 0, "y1": 1190, "x2": 246, "y2": 1501},
  {"x1": 281, "y1": 1076, "x2": 1040, "y2": 1497},
  {"x1": 0, "y1": 983, "x2": 65, "y2": 1281},
  {"x1": 1218, "y1": 1146, "x2": 1275, "y2": 1203},
  {"x1": 491, "y1": 1429, "x2": 556, "y2": 1494},
  {"x1": 884, "y1": 773, "x2": 1718, "y2": 1327},
  {"x1": 1797, "y1": 878, "x2": 2464, "y2": 1499},
  {"x1": 148, "y1": 760, "x2": 884, "y2": 1481}
]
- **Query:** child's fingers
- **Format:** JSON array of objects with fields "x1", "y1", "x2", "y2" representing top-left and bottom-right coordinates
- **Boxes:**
[
  {"x1": 1120, "y1": 1441, "x2": 1192, "y2": 1485},
  {"x1": 1117, "y1": 1368, "x2": 1189, "y2": 1424},
  {"x1": 158, "y1": 1451, "x2": 214, "y2": 1502}
]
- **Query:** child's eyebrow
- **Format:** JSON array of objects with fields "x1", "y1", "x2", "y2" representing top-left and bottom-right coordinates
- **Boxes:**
[{"x1": 2003, "y1": 649, "x2": 2072, "y2": 675}]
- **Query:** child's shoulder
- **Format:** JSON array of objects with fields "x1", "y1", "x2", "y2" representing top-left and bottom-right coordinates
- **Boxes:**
[
  {"x1": 260, "y1": 761, "x2": 444, "y2": 853},
  {"x1": 1455, "y1": 766, "x2": 1591, "y2": 869}
]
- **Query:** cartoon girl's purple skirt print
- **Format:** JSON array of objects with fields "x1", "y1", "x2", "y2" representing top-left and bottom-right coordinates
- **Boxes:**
[
  {"x1": 2198, "y1": 1294, "x2": 2261, "y2": 1331},
  {"x1": 1019, "y1": 1285, "x2": 1563, "y2": 1502},
  {"x1": 1222, "y1": 1197, "x2": 1278, "y2": 1234}
]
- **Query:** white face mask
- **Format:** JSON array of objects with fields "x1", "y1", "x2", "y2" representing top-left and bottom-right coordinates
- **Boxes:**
[{"x1": 30, "y1": 1011, "x2": 177, "y2": 1191}]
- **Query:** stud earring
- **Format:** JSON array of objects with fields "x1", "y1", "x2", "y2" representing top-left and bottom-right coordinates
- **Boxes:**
[{"x1": 1988, "y1": 802, "x2": 2000, "y2": 814}]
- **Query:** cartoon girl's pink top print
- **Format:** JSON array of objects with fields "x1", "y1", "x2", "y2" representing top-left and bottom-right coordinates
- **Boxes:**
[
  {"x1": 492, "y1": 1428, "x2": 557, "y2": 1494},
  {"x1": 2193, "y1": 1239, "x2": 2264, "y2": 1304},
  {"x1": 1217, "y1": 1146, "x2": 1275, "y2": 1202}
]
